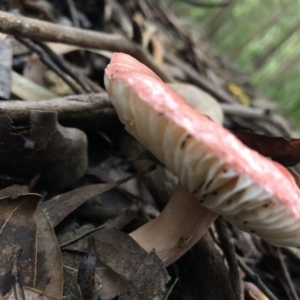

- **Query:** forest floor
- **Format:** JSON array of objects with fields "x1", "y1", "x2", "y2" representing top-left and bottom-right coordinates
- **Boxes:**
[{"x1": 0, "y1": 1, "x2": 299, "y2": 300}]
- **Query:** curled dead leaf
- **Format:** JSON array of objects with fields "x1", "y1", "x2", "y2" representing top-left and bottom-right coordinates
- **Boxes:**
[{"x1": 234, "y1": 130, "x2": 300, "y2": 167}]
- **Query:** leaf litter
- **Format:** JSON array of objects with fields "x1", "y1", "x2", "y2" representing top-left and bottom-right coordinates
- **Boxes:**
[
  {"x1": 63, "y1": 228, "x2": 170, "y2": 299},
  {"x1": 0, "y1": 0, "x2": 299, "y2": 299}
]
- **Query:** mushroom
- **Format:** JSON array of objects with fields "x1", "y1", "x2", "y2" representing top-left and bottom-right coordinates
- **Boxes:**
[
  {"x1": 167, "y1": 82, "x2": 224, "y2": 125},
  {"x1": 104, "y1": 53, "x2": 300, "y2": 266}
]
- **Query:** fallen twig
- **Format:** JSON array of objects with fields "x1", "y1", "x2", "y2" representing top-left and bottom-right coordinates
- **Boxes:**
[
  {"x1": 215, "y1": 218, "x2": 241, "y2": 300},
  {"x1": 277, "y1": 248, "x2": 300, "y2": 300},
  {"x1": 35, "y1": 40, "x2": 92, "y2": 93},
  {"x1": 0, "y1": 11, "x2": 172, "y2": 82},
  {"x1": 237, "y1": 255, "x2": 279, "y2": 300},
  {"x1": 165, "y1": 52, "x2": 238, "y2": 104},
  {"x1": 221, "y1": 103, "x2": 295, "y2": 137},
  {"x1": 0, "y1": 93, "x2": 116, "y2": 128},
  {"x1": 17, "y1": 37, "x2": 82, "y2": 94}
]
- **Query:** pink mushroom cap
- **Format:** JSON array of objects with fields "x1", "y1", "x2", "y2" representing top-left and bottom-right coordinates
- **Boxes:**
[{"x1": 105, "y1": 52, "x2": 300, "y2": 247}]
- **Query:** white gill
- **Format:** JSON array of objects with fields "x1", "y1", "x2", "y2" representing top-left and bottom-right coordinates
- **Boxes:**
[{"x1": 106, "y1": 77, "x2": 300, "y2": 247}]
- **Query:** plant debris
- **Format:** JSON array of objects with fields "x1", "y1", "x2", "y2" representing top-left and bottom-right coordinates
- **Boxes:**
[
  {"x1": 0, "y1": 1, "x2": 299, "y2": 299},
  {"x1": 234, "y1": 130, "x2": 300, "y2": 167}
]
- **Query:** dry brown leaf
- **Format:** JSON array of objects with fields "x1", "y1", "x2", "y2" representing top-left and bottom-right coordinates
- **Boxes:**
[
  {"x1": 58, "y1": 208, "x2": 137, "y2": 248},
  {"x1": 62, "y1": 253, "x2": 102, "y2": 300},
  {"x1": 119, "y1": 250, "x2": 169, "y2": 300},
  {"x1": 44, "y1": 70, "x2": 83, "y2": 96},
  {"x1": 57, "y1": 224, "x2": 95, "y2": 248},
  {"x1": 93, "y1": 229, "x2": 152, "y2": 279},
  {"x1": 244, "y1": 282, "x2": 269, "y2": 300},
  {"x1": 63, "y1": 265, "x2": 82, "y2": 300},
  {"x1": 5, "y1": 286, "x2": 55, "y2": 300},
  {"x1": 150, "y1": 35, "x2": 164, "y2": 65},
  {"x1": 24, "y1": 54, "x2": 79, "y2": 97},
  {"x1": 0, "y1": 185, "x2": 29, "y2": 198},
  {"x1": 41, "y1": 173, "x2": 139, "y2": 228},
  {"x1": 0, "y1": 194, "x2": 41, "y2": 295},
  {"x1": 77, "y1": 237, "x2": 98, "y2": 300},
  {"x1": 0, "y1": 191, "x2": 62, "y2": 298},
  {"x1": 23, "y1": 55, "x2": 48, "y2": 87},
  {"x1": 11, "y1": 37, "x2": 29, "y2": 56},
  {"x1": 87, "y1": 163, "x2": 138, "y2": 194},
  {"x1": 35, "y1": 207, "x2": 63, "y2": 299},
  {"x1": 64, "y1": 229, "x2": 169, "y2": 299},
  {"x1": 234, "y1": 130, "x2": 300, "y2": 166}
]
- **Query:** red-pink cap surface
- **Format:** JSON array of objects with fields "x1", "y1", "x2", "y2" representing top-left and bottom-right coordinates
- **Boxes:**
[{"x1": 105, "y1": 52, "x2": 300, "y2": 246}]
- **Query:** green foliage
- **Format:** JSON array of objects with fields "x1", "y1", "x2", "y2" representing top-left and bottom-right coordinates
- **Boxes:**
[
  {"x1": 260, "y1": 69, "x2": 300, "y2": 121},
  {"x1": 171, "y1": 0, "x2": 300, "y2": 125}
]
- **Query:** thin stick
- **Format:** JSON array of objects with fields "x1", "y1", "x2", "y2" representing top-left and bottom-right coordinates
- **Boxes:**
[
  {"x1": 17, "y1": 37, "x2": 81, "y2": 94},
  {"x1": 165, "y1": 52, "x2": 238, "y2": 104},
  {"x1": 215, "y1": 217, "x2": 241, "y2": 300},
  {"x1": 277, "y1": 248, "x2": 299, "y2": 300},
  {"x1": 35, "y1": 40, "x2": 92, "y2": 93},
  {"x1": 0, "y1": 93, "x2": 115, "y2": 128},
  {"x1": 66, "y1": 0, "x2": 80, "y2": 28},
  {"x1": 237, "y1": 255, "x2": 279, "y2": 300},
  {"x1": 0, "y1": 11, "x2": 172, "y2": 82},
  {"x1": 221, "y1": 103, "x2": 294, "y2": 137},
  {"x1": 163, "y1": 278, "x2": 178, "y2": 300},
  {"x1": 221, "y1": 103, "x2": 271, "y2": 118}
]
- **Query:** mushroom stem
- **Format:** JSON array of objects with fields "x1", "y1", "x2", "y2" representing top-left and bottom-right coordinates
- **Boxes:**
[{"x1": 130, "y1": 184, "x2": 218, "y2": 266}]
